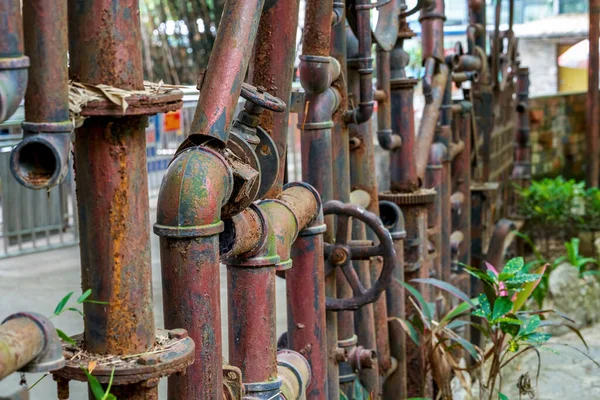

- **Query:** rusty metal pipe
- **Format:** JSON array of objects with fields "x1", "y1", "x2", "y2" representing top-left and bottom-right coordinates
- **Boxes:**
[
  {"x1": 69, "y1": 0, "x2": 156, "y2": 364},
  {"x1": 513, "y1": 67, "x2": 530, "y2": 182},
  {"x1": 416, "y1": 64, "x2": 449, "y2": 183},
  {"x1": 11, "y1": 0, "x2": 72, "y2": 189},
  {"x1": 420, "y1": 0, "x2": 446, "y2": 62},
  {"x1": 303, "y1": 0, "x2": 334, "y2": 56},
  {"x1": 376, "y1": 47, "x2": 401, "y2": 150},
  {"x1": 380, "y1": 201, "x2": 407, "y2": 398},
  {"x1": 587, "y1": 0, "x2": 599, "y2": 187},
  {"x1": 155, "y1": 146, "x2": 233, "y2": 399},
  {"x1": 188, "y1": 0, "x2": 265, "y2": 144},
  {"x1": 0, "y1": 318, "x2": 43, "y2": 380},
  {"x1": 278, "y1": 349, "x2": 312, "y2": 400},
  {"x1": 249, "y1": 0, "x2": 301, "y2": 197},
  {"x1": 454, "y1": 54, "x2": 482, "y2": 72},
  {"x1": 287, "y1": 213, "x2": 328, "y2": 399},
  {"x1": 0, "y1": 0, "x2": 29, "y2": 124},
  {"x1": 344, "y1": 0, "x2": 374, "y2": 125}
]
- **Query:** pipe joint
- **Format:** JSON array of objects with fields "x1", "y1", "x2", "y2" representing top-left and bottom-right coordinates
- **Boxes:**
[
  {"x1": 154, "y1": 145, "x2": 234, "y2": 239},
  {"x1": 299, "y1": 56, "x2": 341, "y2": 94},
  {"x1": 0, "y1": 312, "x2": 65, "y2": 380},
  {"x1": 277, "y1": 349, "x2": 311, "y2": 400},
  {"x1": 298, "y1": 87, "x2": 340, "y2": 130},
  {"x1": 379, "y1": 200, "x2": 406, "y2": 240},
  {"x1": 10, "y1": 121, "x2": 73, "y2": 189},
  {"x1": 0, "y1": 56, "x2": 29, "y2": 124},
  {"x1": 377, "y1": 129, "x2": 402, "y2": 150},
  {"x1": 348, "y1": 345, "x2": 377, "y2": 371}
]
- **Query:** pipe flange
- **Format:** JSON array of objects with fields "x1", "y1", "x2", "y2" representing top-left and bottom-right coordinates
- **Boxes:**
[
  {"x1": 379, "y1": 189, "x2": 436, "y2": 206},
  {"x1": 52, "y1": 329, "x2": 195, "y2": 386},
  {"x1": 0, "y1": 56, "x2": 30, "y2": 70},
  {"x1": 337, "y1": 335, "x2": 358, "y2": 349},
  {"x1": 2, "y1": 312, "x2": 65, "y2": 373},
  {"x1": 390, "y1": 78, "x2": 419, "y2": 90},
  {"x1": 79, "y1": 90, "x2": 183, "y2": 117},
  {"x1": 244, "y1": 377, "x2": 282, "y2": 399}
]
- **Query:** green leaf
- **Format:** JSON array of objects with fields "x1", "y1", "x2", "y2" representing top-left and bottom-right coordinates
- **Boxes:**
[
  {"x1": 520, "y1": 315, "x2": 541, "y2": 336},
  {"x1": 397, "y1": 280, "x2": 432, "y2": 324},
  {"x1": 473, "y1": 293, "x2": 491, "y2": 319},
  {"x1": 451, "y1": 335, "x2": 480, "y2": 360},
  {"x1": 539, "y1": 321, "x2": 589, "y2": 351},
  {"x1": 500, "y1": 320, "x2": 521, "y2": 337},
  {"x1": 498, "y1": 391, "x2": 509, "y2": 400},
  {"x1": 67, "y1": 307, "x2": 85, "y2": 317},
  {"x1": 389, "y1": 317, "x2": 420, "y2": 346},
  {"x1": 505, "y1": 273, "x2": 542, "y2": 285},
  {"x1": 83, "y1": 300, "x2": 109, "y2": 305},
  {"x1": 524, "y1": 332, "x2": 551, "y2": 344},
  {"x1": 492, "y1": 296, "x2": 513, "y2": 321},
  {"x1": 56, "y1": 329, "x2": 76, "y2": 345},
  {"x1": 441, "y1": 300, "x2": 476, "y2": 324},
  {"x1": 464, "y1": 266, "x2": 496, "y2": 286},
  {"x1": 77, "y1": 289, "x2": 92, "y2": 304},
  {"x1": 410, "y1": 278, "x2": 474, "y2": 306},
  {"x1": 54, "y1": 292, "x2": 74, "y2": 316},
  {"x1": 503, "y1": 257, "x2": 525, "y2": 275},
  {"x1": 82, "y1": 367, "x2": 105, "y2": 400},
  {"x1": 512, "y1": 264, "x2": 547, "y2": 313},
  {"x1": 101, "y1": 367, "x2": 116, "y2": 400}
]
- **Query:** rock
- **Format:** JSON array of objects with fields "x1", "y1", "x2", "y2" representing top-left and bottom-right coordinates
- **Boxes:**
[{"x1": 544, "y1": 262, "x2": 600, "y2": 335}]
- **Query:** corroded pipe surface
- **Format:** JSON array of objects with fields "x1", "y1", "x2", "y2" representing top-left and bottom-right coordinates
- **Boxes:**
[
  {"x1": 0, "y1": 0, "x2": 29, "y2": 124},
  {"x1": 0, "y1": 317, "x2": 44, "y2": 380},
  {"x1": 250, "y1": 0, "x2": 301, "y2": 197},
  {"x1": 189, "y1": 0, "x2": 265, "y2": 144},
  {"x1": 415, "y1": 64, "x2": 449, "y2": 182},
  {"x1": 288, "y1": 215, "x2": 328, "y2": 399},
  {"x1": 588, "y1": 0, "x2": 599, "y2": 186},
  {"x1": 420, "y1": 0, "x2": 446, "y2": 62},
  {"x1": 155, "y1": 146, "x2": 233, "y2": 399},
  {"x1": 11, "y1": 0, "x2": 72, "y2": 189}
]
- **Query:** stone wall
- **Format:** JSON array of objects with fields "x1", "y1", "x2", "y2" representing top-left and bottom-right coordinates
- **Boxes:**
[{"x1": 529, "y1": 91, "x2": 587, "y2": 179}]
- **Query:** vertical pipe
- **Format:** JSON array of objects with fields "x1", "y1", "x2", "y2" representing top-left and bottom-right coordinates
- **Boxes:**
[
  {"x1": 22, "y1": 0, "x2": 69, "y2": 123},
  {"x1": 188, "y1": 0, "x2": 265, "y2": 144},
  {"x1": 228, "y1": 267, "x2": 279, "y2": 388},
  {"x1": 156, "y1": 147, "x2": 233, "y2": 400},
  {"x1": 588, "y1": 0, "x2": 600, "y2": 187},
  {"x1": 0, "y1": 0, "x2": 29, "y2": 124},
  {"x1": 288, "y1": 222, "x2": 328, "y2": 399},
  {"x1": 69, "y1": 0, "x2": 155, "y2": 368},
  {"x1": 513, "y1": 68, "x2": 530, "y2": 187},
  {"x1": 249, "y1": 0, "x2": 301, "y2": 197},
  {"x1": 11, "y1": 0, "x2": 72, "y2": 189}
]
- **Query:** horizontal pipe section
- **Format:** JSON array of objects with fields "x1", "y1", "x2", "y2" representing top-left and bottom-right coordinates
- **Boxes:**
[{"x1": 0, "y1": 317, "x2": 44, "y2": 380}]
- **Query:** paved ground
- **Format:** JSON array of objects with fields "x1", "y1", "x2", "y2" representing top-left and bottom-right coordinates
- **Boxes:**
[{"x1": 0, "y1": 206, "x2": 289, "y2": 399}]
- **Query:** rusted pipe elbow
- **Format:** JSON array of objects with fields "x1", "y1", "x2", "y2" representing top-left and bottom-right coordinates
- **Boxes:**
[
  {"x1": 299, "y1": 55, "x2": 341, "y2": 94},
  {"x1": 10, "y1": 123, "x2": 72, "y2": 189},
  {"x1": 416, "y1": 63, "x2": 449, "y2": 182},
  {"x1": 348, "y1": 346, "x2": 377, "y2": 371},
  {"x1": 0, "y1": 312, "x2": 64, "y2": 380},
  {"x1": 154, "y1": 146, "x2": 234, "y2": 238},
  {"x1": 301, "y1": 87, "x2": 340, "y2": 129},
  {"x1": 378, "y1": 130, "x2": 402, "y2": 150},
  {"x1": 278, "y1": 349, "x2": 312, "y2": 400},
  {"x1": 379, "y1": 200, "x2": 406, "y2": 240},
  {"x1": 222, "y1": 182, "x2": 321, "y2": 269}
]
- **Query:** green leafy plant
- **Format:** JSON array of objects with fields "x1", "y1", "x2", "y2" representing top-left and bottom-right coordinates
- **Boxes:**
[
  {"x1": 29, "y1": 290, "x2": 113, "y2": 397},
  {"x1": 83, "y1": 363, "x2": 116, "y2": 400},
  {"x1": 52, "y1": 289, "x2": 108, "y2": 346},
  {"x1": 554, "y1": 237, "x2": 599, "y2": 277},
  {"x1": 397, "y1": 257, "x2": 594, "y2": 400}
]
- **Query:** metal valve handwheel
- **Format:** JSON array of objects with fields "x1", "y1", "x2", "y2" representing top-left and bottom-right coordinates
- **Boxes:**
[
  {"x1": 240, "y1": 82, "x2": 286, "y2": 113},
  {"x1": 323, "y1": 200, "x2": 396, "y2": 311}
]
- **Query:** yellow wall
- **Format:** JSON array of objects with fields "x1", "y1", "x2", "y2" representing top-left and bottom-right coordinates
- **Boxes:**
[{"x1": 558, "y1": 43, "x2": 588, "y2": 93}]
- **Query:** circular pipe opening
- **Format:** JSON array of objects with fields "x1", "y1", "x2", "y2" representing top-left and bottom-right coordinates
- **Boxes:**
[
  {"x1": 379, "y1": 202, "x2": 399, "y2": 230},
  {"x1": 11, "y1": 140, "x2": 58, "y2": 188}
]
